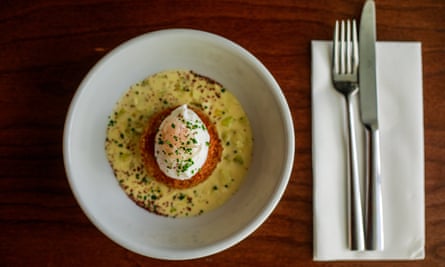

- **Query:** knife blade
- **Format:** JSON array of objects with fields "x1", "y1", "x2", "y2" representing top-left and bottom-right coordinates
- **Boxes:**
[{"x1": 359, "y1": 0, "x2": 384, "y2": 251}]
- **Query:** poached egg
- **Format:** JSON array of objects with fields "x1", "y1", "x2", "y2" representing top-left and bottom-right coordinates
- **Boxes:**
[{"x1": 154, "y1": 104, "x2": 210, "y2": 180}]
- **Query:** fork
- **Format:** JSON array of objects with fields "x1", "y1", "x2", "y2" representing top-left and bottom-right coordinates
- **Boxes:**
[{"x1": 332, "y1": 19, "x2": 365, "y2": 251}]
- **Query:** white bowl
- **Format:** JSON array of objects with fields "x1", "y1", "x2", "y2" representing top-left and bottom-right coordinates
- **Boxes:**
[{"x1": 63, "y1": 29, "x2": 294, "y2": 260}]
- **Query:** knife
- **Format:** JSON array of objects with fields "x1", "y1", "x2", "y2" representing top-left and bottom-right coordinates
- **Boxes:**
[{"x1": 359, "y1": 0, "x2": 384, "y2": 251}]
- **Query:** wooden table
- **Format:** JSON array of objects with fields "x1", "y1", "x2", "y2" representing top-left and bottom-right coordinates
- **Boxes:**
[{"x1": 1, "y1": 1, "x2": 444, "y2": 266}]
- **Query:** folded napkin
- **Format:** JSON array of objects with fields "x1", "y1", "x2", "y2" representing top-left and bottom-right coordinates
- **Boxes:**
[{"x1": 311, "y1": 41, "x2": 425, "y2": 261}]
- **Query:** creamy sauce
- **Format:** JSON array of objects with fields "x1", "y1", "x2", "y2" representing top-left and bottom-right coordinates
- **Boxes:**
[{"x1": 105, "y1": 70, "x2": 253, "y2": 217}]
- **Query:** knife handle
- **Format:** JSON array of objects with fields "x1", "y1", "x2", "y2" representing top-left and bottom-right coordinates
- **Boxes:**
[{"x1": 366, "y1": 128, "x2": 384, "y2": 250}]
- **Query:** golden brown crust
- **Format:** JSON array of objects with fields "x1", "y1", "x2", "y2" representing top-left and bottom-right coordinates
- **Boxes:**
[{"x1": 140, "y1": 106, "x2": 222, "y2": 189}]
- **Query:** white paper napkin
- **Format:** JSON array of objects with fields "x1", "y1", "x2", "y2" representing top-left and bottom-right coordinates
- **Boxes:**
[{"x1": 311, "y1": 41, "x2": 425, "y2": 261}]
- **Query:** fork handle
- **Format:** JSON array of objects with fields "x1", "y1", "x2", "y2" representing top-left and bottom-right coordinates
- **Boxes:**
[
  {"x1": 346, "y1": 94, "x2": 365, "y2": 251},
  {"x1": 366, "y1": 127, "x2": 384, "y2": 250}
]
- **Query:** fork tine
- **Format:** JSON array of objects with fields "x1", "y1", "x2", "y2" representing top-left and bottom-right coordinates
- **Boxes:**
[
  {"x1": 346, "y1": 20, "x2": 351, "y2": 74},
  {"x1": 340, "y1": 20, "x2": 345, "y2": 74},
  {"x1": 333, "y1": 20, "x2": 339, "y2": 74},
  {"x1": 352, "y1": 19, "x2": 359, "y2": 72}
]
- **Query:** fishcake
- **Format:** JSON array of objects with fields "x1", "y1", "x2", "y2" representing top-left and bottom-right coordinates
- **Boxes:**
[{"x1": 140, "y1": 106, "x2": 222, "y2": 189}]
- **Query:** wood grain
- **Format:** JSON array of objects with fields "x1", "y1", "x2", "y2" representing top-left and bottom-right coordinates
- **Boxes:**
[{"x1": 1, "y1": 0, "x2": 444, "y2": 266}]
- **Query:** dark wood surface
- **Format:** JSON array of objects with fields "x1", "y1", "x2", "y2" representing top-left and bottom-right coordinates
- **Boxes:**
[{"x1": 1, "y1": 0, "x2": 444, "y2": 266}]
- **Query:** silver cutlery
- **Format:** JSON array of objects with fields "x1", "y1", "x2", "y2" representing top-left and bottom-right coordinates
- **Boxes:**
[
  {"x1": 359, "y1": 0, "x2": 384, "y2": 251},
  {"x1": 332, "y1": 19, "x2": 365, "y2": 251}
]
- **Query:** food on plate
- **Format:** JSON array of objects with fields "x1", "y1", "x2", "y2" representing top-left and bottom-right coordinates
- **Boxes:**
[
  {"x1": 140, "y1": 104, "x2": 222, "y2": 189},
  {"x1": 105, "y1": 70, "x2": 253, "y2": 217}
]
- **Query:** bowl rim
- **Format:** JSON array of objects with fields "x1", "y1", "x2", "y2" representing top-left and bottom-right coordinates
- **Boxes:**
[{"x1": 63, "y1": 28, "x2": 295, "y2": 260}]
